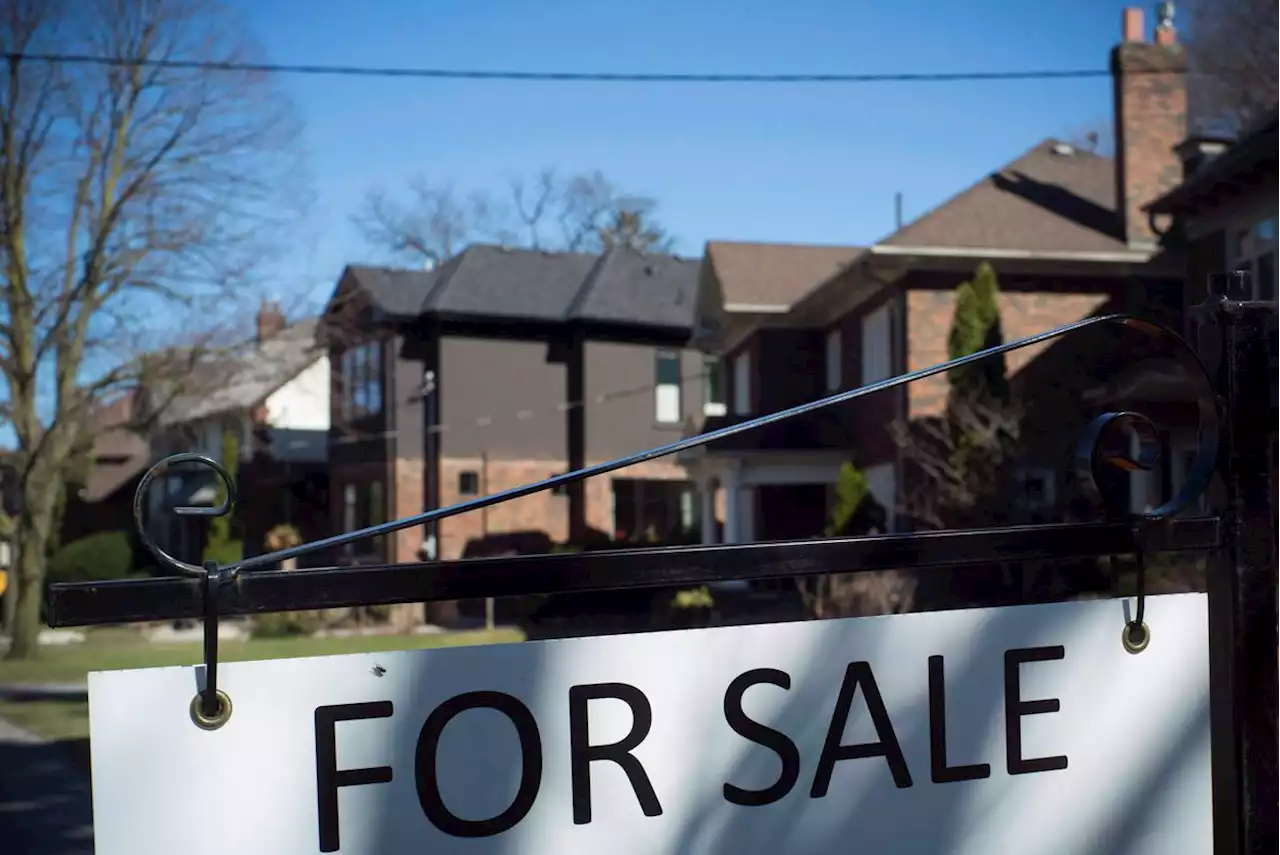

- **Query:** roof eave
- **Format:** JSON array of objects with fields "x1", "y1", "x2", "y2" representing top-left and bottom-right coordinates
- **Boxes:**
[{"x1": 869, "y1": 244, "x2": 1156, "y2": 264}]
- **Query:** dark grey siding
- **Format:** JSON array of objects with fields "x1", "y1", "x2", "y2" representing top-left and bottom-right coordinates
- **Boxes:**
[{"x1": 434, "y1": 336, "x2": 706, "y2": 462}]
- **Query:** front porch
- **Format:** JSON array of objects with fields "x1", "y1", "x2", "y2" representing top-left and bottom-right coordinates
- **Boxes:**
[{"x1": 683, "y1": 450, "x2": 895, "y2": 546}]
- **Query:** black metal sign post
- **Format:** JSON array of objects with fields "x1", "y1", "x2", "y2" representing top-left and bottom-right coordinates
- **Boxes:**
[
  {"x1": 1203, "y1": 293, "x2": 1278, "y2": 855},
  {"x1": 43, "y1": 300, "x2": 1277, "y2": 853}
]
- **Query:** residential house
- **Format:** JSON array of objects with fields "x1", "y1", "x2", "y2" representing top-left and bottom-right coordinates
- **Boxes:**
[
  {"x1": 61, "y1": 391, "x2": 153, "y2": 546},
  {"x1": 141, "y1": 302, "x2": 331, "y2": 565},
  {"x1": 1144, "y1": 107, "x2": 1278, "y2": 506},
  {"x1": 1144, "y1": 108, "x2": 1277, "y2": 314},
  {"x1": 320, "y1": 244, "x2": 715, "y2": 569},
  {"x1": 684, "y1": 5, "x2": 1197, "y2": 542}
]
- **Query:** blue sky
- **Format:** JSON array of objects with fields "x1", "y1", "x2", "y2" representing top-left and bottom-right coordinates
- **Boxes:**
[{"x1": 234, "y1": 0, "x2": 1136, "y2": 310}]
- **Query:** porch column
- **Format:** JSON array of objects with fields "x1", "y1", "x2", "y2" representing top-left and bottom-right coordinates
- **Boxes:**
[
  {"x1": 699, "y1": 476, "x2": 718, "y2": 545},
  {"x1": 723, "y1": 466, "x2": 741, "y2": 544}
]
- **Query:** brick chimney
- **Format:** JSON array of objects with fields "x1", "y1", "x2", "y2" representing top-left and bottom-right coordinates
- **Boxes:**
[
  {"x1": 256, "y1": 299, "x2": 286, "y2": 342},
  {"x1": 1111, "y1": 3, "x2": 1188, "y2": 248}
]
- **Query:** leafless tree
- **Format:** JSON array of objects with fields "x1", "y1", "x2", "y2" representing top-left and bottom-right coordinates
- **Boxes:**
[
  {"x1": 889, "y1": 398, "x2": 1024, "y2": 532},
  {"x1": 798, "y1": 570, "x2": 918, "y2": 620},
  {"x1": 355, "y1": 167, "x2": 673, "y2": 266},
  {"x1": 1183, "y1": 0, "x2": 1278, "y2": 134},
  {"x1": 0, "y1": 0, "x2": 306, "y2": 659}
]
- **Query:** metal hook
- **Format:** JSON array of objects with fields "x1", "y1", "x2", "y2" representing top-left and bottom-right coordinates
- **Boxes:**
[
  {"x1": 133, "y1": 453, "x2": 238, "y2": 577},
  {"x1": 1121, "y1": 524, "x2": 1151, "y2": 655},
  {"x1": 190, "y1": 561, "x2": 233, "y2": 730}
]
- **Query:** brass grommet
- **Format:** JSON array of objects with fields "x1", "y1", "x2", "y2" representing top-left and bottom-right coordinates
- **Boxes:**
[
  {"x1": 189, "y1": 690, "x2": 233, "y2": 730},
  {"x1": 1122, "y1": 621, "x2": 1150, "y2": 655}
]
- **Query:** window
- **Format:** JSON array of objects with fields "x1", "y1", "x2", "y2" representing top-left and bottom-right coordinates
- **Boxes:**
[
  {"x1": 702, "y1": 356, "x2": 726, "y2": 417},
  {"x1": 732, "y1": 350, "x2": 751, "y2": 415},
  {"x1": 862, "y1": 304, "x2": 893, "y2": 385},
  {"x1": 654, "y1": 350, "x2": 682, "y2": 424},
  {"x1": 1228, "y1": 216, "x2": 1277, "y2": 300},
  {"x1": 825, "y1": 328, "x2": 842, "y2": 392},
  {"x1": 340, "y1": 340, "x2": 384, "y2": 420},
  {"x1": 341, "y1": 480, "x2": 386, "y2": 559},
  {"x1": 458, "y1": 470, "x2": 480, "y2": 496}
]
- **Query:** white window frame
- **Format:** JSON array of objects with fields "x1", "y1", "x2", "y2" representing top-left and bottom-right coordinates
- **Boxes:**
[
  {"x1": 825, "y1": 328, "x2": 842, "y2": 392},
  {"x1": 861, "y1": 304, "x2": 893, "y2": 386},
  {"x1": 654, "y1": 349, "x2": 682, "y2": 424},
  {"x1": 1227, "y1": 214, "x2": 1277, "y2": 300},
  {"x1": 732, "y1": 350, "x2": 752, "y2": 415},
  {"x1": 702, "y1": 356, "x2": 727, "y2": 417}
]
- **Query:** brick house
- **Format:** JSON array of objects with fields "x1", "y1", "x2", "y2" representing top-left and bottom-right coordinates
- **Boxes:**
[
  {"x1": 0, "y1": 301, "x2": 332, "y2": 567},
  {"x1": 1144, "y1": 107, "x2": 1278, "y2": 508},
  {"x1": 683, "y1": 5, "x2": 1197, "y2": 541},
  {"x1": 1145, "y1": 108, "x2": 1277, "y2": 308},
  {"x1": 320, "y1": 244, "x2": 717, "y2": 570}
]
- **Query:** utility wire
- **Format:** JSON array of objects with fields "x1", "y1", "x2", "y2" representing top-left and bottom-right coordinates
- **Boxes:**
[
  {"x1": 1, "y1": 51, "x2": 1144, "y2": 84},
  {"x1": 332, "y1": 368, "x2": 722, "y2": 445}
]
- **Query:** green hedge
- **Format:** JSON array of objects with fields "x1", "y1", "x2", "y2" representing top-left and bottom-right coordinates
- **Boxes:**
[{"x1": 47, "y1": 530, "x2": 139, "y2": 584}]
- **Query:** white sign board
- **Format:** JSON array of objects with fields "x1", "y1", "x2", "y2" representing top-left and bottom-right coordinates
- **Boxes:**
[{"x1": 89, "y1": 593, "x2": 1212, "y2": 855}]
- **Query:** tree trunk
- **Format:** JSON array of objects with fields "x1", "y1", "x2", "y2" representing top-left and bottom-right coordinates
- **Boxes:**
[
  {"x1": 5, "y1": 483, "x2": 55, "y2": 661},
  {"x1": 2, "y1": 564, "x2": 18, "y2": 636}
]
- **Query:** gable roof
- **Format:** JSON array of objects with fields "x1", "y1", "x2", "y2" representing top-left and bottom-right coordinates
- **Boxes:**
[
  {"x1": 880, "y1": 139, "x2": 1133, "y2": 255},
  {"x1": 159, "y1": 317, "x2": 323, "y2": 425},
  {"x1": 703, "y1": 241, "x2": 864, "y2": 311},
  {"x1": 343, "y1": 244, "x2": 701, "y2": 334},
  {"x1": 80, "y1": 391, "x2": 152, "y2": 502}
]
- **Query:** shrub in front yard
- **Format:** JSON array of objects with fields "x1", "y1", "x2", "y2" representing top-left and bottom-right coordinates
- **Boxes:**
[
  {"x1": 251, "y1": 610, "x2": 324, "y2": 638},
  {"x1": 48, "y1": 530, "x2": 138, "y2": 584}
]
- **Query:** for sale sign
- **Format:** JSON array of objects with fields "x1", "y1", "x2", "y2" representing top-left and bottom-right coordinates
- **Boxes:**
[{"x1": 88, "y1": 593, "x2": 1212, "y2": 855}]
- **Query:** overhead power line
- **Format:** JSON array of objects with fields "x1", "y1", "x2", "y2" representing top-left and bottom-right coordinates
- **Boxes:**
[{"x1": 1, "y1": 52, "x2": 1143, "y2": 85}]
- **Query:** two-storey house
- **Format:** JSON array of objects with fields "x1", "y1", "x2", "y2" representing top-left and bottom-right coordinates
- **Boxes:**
[
  {"x1": 321, "y1": 244, "x2": 716, "y2": 573},
  {"x1": 685, "y1": 5, "x2": 1198, "y2": 542}
]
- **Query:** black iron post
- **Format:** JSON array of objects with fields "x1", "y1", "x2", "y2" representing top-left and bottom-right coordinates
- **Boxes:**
[{"x1": 1205, "y1": 284, "x2": 1278, "y2": 855}]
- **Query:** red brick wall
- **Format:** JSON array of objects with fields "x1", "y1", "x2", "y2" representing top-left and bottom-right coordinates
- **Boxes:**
[
  {"x1": 906, "y1": 289, "x2": 1111, "y2": 418},
  {"x1": 393, "y1": 455, "x2": 692, "y2": 562}
]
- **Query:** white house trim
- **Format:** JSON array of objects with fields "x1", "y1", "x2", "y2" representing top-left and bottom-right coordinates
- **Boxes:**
[{"x1": 868, "y1": 244, "x2": 1156, "y2": 264}]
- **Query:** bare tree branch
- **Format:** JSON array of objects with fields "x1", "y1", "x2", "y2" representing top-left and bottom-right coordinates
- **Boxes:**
[
  {"x1": 890, "y1": 397, "x2": 1024, "y2": 531},
  {"x1": 354, "y1": 167, "x2": 674, "y2": 267},
  {"x1": 0, "y1": 0, "x2": 308, "y2": 659},
  {"x1": 1183, "y1": 0, "x2": 1278, "y2": 134}
]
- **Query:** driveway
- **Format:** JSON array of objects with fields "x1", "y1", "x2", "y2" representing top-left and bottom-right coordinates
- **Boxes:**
[{"x1": 0, "y1": 717, "x2": 94, "y2": 854}]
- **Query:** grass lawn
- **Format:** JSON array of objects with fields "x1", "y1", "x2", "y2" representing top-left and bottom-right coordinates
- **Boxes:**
[{"x1": 0, "y1": 625, "x2": 524, "y2": 744}]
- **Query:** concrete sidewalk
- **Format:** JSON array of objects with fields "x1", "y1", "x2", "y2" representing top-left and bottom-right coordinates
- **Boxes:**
[{"x1": 0, "y1": 717, "x2": 94, "y2": 854}]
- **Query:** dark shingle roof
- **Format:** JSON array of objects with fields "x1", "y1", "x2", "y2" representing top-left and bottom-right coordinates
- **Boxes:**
[
  {"x1": 345, "y1": 245, "x2": 701, "y2": 332},
  {"x1": 881, "y1": 139, "x2": 1130, "y2": 254},
  {"x1": 703, "y1": 241, "x2": 865, "y2": 310}
]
